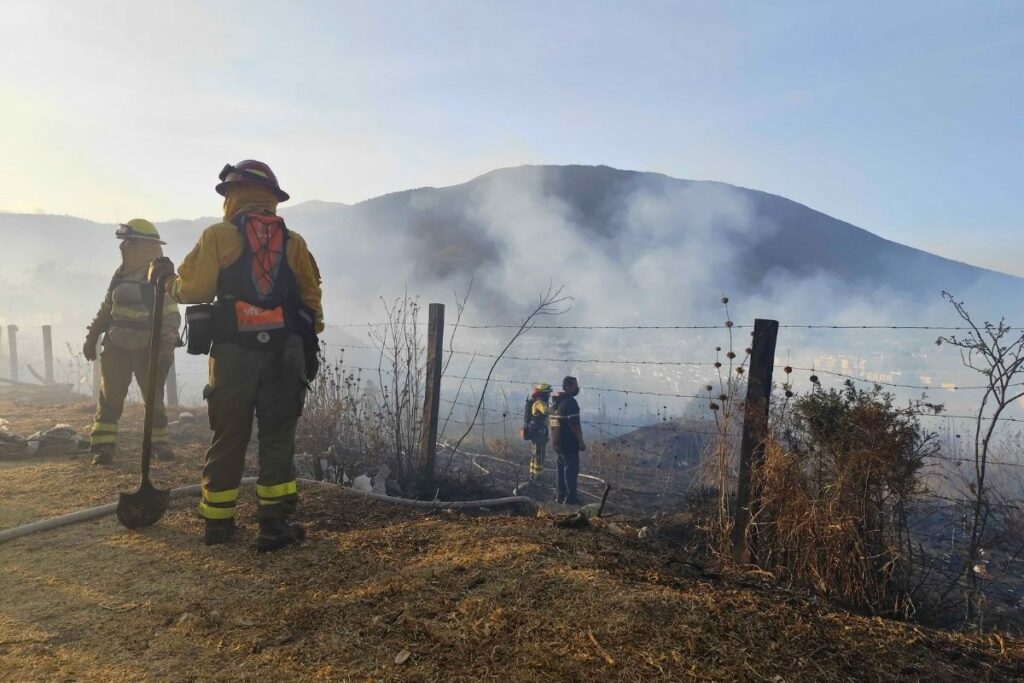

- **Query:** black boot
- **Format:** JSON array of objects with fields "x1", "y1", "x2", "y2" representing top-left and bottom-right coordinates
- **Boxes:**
[
  {"x1": 153, "y1": 443, "x2": 176, "y2": 461},
  {"x1": 90, "y1": 443, "x2": 114, "y2": 466},
  {"x1": 256, "y1": 518, "x2": 306, "y2": 553},
  {"x1": 204, "y1": 519, "x2": 236, "y2": 546}
]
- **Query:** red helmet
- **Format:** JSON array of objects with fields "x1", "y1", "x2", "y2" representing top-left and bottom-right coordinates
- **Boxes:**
[{"x1": 216, "y1": 160, "x2": 290, "y2": 202}]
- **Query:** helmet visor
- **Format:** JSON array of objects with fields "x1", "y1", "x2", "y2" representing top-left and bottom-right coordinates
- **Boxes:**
[
  {"x1": 219, "y1": 163, "x2": 272, "y2": 184},
  {"x1": 115, "y1": 223, "x2": 164, "y2": 243}
]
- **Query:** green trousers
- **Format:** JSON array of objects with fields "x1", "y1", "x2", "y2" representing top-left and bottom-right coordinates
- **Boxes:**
[
  {"x1": 91, "y1": 340, "x2": 172, "y2": 448},
  {"x1": 199, "y1": 334, "x2": 306, "y2": 521}
]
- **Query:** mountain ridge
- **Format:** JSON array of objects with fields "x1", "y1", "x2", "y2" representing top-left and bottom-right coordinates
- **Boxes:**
[
  {"x1": 0, "y1": 163, "x2": 1012, "y2": 281},
  {"x1": 2, "y1": 164, "x2": 1020, "y2": 331}
]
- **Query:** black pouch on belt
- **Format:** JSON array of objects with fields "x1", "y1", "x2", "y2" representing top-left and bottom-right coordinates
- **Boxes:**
[{"x1": 184, "y1": 304, "x2": 215, "y2": 355}]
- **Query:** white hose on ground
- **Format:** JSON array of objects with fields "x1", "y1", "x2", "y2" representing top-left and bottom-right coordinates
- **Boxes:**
[
  {"x1": 439, "y1": 440, "x2": 607, "y2": 500},
  {"x1": 0, "y1": 477, "x2": 536, "y2": 546}
]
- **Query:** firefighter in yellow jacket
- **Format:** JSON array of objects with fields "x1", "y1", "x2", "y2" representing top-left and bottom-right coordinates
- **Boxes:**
[
  {"x1": 150, "y1": 160, "x2": 323, "y2": 551},
  {"x1": 84, "y1": 220, "x2": 180, "y2": 465}
]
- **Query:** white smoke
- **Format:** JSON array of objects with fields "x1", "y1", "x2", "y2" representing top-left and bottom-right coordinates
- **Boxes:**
[{"x1": 2, "y1": 165, "x2": 1023, "y2": 416}]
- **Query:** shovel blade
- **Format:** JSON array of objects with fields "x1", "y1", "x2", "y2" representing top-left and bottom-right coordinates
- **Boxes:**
[{"x1": 116, "y1": 480, "x2": 171, "y2": 529}]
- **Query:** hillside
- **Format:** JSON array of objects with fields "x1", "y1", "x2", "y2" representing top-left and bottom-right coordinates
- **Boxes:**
[
  {"x1": 298, "y1": 165, "x2": 1019, "y2": 299},
  {"x1": 3, "y1": 164, "x2": 1021, "y2": 330},
  {"x1": 1, "y1": 400, "x2": 1022, "y2": 681}
]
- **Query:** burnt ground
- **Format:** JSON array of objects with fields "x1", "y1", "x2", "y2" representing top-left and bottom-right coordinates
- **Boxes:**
[{"x1": 1, "y1": 398, "x2": 1023, "y2": 682}]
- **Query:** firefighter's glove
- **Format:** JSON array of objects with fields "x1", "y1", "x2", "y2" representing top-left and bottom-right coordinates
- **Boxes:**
[
  {"x1": 148, "y1": 257, "x2": 175, "y2": 285},
  {"x1": 83, "y1": 332, "x2": 99, "y2": 361}
]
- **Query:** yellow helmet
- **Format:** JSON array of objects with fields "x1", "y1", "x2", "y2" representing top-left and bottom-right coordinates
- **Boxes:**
[
  {"x1": 533, "y1": 383, "x2": 552, "y2": 393},
  {"x1": 115, "y1": 218, "x2": 165, "y2": 244}
]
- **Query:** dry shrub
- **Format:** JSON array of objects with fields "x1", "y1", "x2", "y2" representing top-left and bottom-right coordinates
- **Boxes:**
[
  {"x1": 296, "y1": 346, "x2": 391, "y2": 481},
  {"x1": 295, "y1": 295, "x2": 429, "y2": 495},
  {"x1": 696, "y1": 296, "x2": 749, "y2": 551},
  {"x1": 751, "y1": 382, "x2": 937, "y2": 619}
]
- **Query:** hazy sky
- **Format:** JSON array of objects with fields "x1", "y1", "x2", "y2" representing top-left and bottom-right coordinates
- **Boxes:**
[{"x1": 2, "y1": 1, "x2": 1021, "y2": 272}]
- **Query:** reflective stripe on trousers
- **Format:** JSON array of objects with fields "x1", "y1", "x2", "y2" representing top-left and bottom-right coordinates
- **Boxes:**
[
  {"x1": 256, "y1": 480, "x2": 298, "y2": 508},
  {"x1": 198, "y1": 485, "x2": 239, "y2": 520},
  {"x1": 90, "y1": 421, "x2": 118, "y2": 445}
]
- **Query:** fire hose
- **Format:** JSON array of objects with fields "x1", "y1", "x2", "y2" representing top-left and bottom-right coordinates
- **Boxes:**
[{"x1": 0, "y1": 478, "x2": 536, "y2": 546}]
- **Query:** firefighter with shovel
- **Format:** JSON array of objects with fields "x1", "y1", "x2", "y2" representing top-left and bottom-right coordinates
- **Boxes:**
[
  {"x1": 84, "y1": 220, "x2": 180, "y2": 466},
  {"x1": 149, "y1": 160, "x2": 323, "y2": 551}
]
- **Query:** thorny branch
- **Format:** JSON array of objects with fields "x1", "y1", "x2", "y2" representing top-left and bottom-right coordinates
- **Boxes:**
[{"x1": 938, "y1": 291, "x2": 1024, "y2": 625}]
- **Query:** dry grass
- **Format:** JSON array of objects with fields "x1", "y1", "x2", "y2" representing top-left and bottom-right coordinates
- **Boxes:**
[
  {"x1": 0, "y1": 400, "x2": 211, "y2": 529},
  {"x1": 1, "y1": 400, "x2": 1023, "y2": 681}
]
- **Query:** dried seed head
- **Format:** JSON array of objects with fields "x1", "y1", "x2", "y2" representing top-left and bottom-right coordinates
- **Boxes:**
[
  {"x1": 715, "y1": 346, "x2": 722, "y2": 352},
  {"x1": 725, "y1": 321, "x2": 734, "y2": 328},
  {"x1": 727, "y1": 351, "x2": 736, "y2": 359},
  {"x1": 721, "y1": 296, "x2": 729, "y2": 304},
  {"x1": 784, "y1": 366, "x2": 793, "y2": 374},
  {"x1": 710, "y1": 402, "x2": 720, "y2": 411},
  {"x1": 719, "y1": 394, "x2": 728, "y2": 401},
  {"x1": 714, "y1": 362, "x2": 722, "y2": 369},
  {"x1": 785, "y1": 390, "x2": 794, "y2": 398},
  {"x1": 736, "y1": 367, "x2": 745, "y2": 375},
  {"x1": 745, "y1": 348, "x2": 752, "y2": 355},
  {"x1": 705, "y1": 384, "x2": 714, "y2": 392},
  {"x1": 810, "y1": 374, "x2": 819, "y2": 384}
]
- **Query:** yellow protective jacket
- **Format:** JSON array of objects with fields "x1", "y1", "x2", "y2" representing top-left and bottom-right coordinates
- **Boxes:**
[
  {"x1": 89, "y1": 240, "x2": 181, "y2": 350},
  {"x1": 168, "y1": 186, "x2": 324, "y2": 333}
]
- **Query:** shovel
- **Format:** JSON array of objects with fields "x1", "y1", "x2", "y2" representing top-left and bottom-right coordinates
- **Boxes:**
[{"x1": 117, "y1": 273, "x2": 172, "y2": 529}]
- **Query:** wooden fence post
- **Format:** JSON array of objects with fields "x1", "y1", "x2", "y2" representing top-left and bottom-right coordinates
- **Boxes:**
[
  {"x1": 165, "y1": 356, "x2": 179, "y2": 407},
  {"x1": 7, "y1": 325, "x2": 18, "y2": 383},
  {"x1": 92, "y1": 340, "x2": 102, "y2": 398},
  {"x1": 417, "y1": 303, "x2": 445, "y2": 484},
  {"x1": 42, "y1": 325, "x2": 54, "y2": 383},
  {"x1": 732, "y1": 318, "x2": 779, "y2": 563}
]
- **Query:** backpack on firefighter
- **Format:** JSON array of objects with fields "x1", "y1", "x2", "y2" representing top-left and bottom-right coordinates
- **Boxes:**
[
  {"x1": 183, "y1": 212, "x2": 319, "y2": 380},
  {"x1": 520, "y1": 383, "x2": 552, "y2": 441}
]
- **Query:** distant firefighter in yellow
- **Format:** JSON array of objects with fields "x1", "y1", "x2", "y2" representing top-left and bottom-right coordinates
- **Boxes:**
[
  {"x1": 523, "y1": 383, "x2": 552, "y2": 480},
  {"x1": 83, "y1": 219, "x2": 180, "y2": 465}
]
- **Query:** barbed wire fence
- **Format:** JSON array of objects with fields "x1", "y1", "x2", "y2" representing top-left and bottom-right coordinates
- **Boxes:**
[
  {"x1": 4, "y1": 311, "x2": 1022, "y2": 628},
  {"x1": 321, "y1": 313, "x2": 1024, "y2": 630}
]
